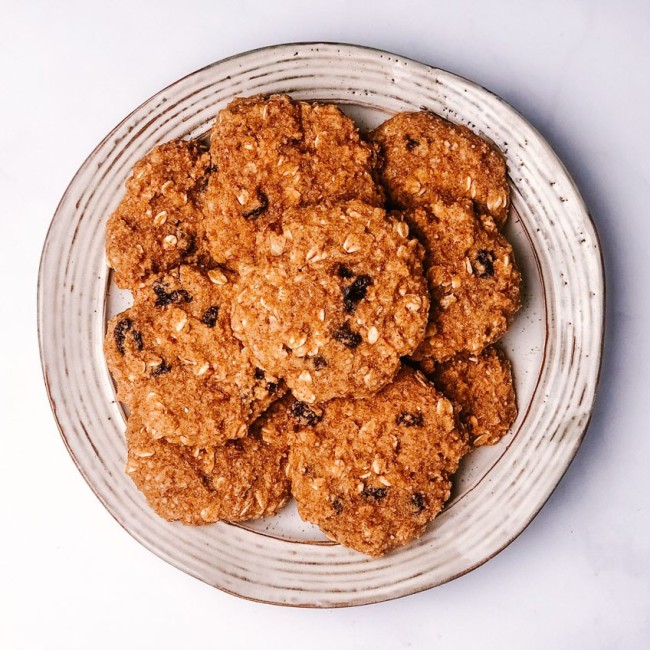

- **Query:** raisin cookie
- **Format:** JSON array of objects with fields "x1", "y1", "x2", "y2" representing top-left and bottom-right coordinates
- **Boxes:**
[
  {"x1": 125, "y1": 410, "x2": 291, "y2": 525},
  {"x1": 263, "y1": 367, "x2": 468, "y2": 556},
  {"x1": 370, "y1": 111, "x2": 510, "y2": 227},
  {"x1": 420, "y1": 345, "x2": 517, "y2": 447},
  {"x1": 230, "y1": 201, "x2": 429, "y2": 403},
  {"x1": 203, "y1": 94, "x2": 384, "y2": 267},
  {"x1": 106, "y1": 140, "x2": 212, "y2": 290},
  {"x1": 105, "y1": 266, "x2": 283, "y2": 447},
  {"x1": 405, "y1": 199, "x2": 520, "y2": 364}
]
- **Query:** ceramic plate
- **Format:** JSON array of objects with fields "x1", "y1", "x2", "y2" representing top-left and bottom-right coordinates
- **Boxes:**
[{"x1": 38, "y1": 43, "x2": 604, "y2": 607}]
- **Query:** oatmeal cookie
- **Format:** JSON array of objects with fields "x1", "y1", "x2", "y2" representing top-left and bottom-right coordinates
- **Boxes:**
[
  {"x1": 420, "y1": 346, "x2": 517, "y2": 447},
  {"x1": 203, "y1": 94, "x2": 384, "y2": 267},
  {"x1": 125, "y1": 409, "x2": 291, "y2": 525},
  {"x1": 370, "y1": 111, "x2": 510, "y2": 227},
  {"x1": 106, "y1": 140, "x2": 212, "y2": 290},
  {"x1": 264, "y1": 367, "x2": 468, "y2": 556},
  {"x1": 105, "y1": 266, "x2": 283, "y2": 447},
  {"x1": 405, "y1": 199, "x2": 520, "y2": 363},
  {"x1": 230, "y1": 201, "x2": 429, "y2": 402}
]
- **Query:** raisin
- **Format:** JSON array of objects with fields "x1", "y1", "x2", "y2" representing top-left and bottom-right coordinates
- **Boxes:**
[
  {"x1": 343, "y1": 274, "x2": 373, "y2": 313},
  {"x1": 289, "y1": 401, "x2": 323, "y2": 427},
  {"x1": 313, "y1": 356, "x2": 328, "y2": 369},
  {"x1": 336, "y1": 264, "x2": 354, "y2": 279},
  {"x1": 153, "y1": 280, "x2": 192, "y2": 307},
  {"x1": 405, "y1": 135, "x2": 419, "y2": 151},
  {"x1": 254, "y1": 368, "x2": 266, "y2": 380},
  {"x1": 412, "y1": 493, "x2": 426, "y2": 512},
  {"x1": 242, "y1": 189, "x2": 268, "y2": 220},
  {"x1": 131, "y1": 329, "x2": 144, "y2": 351},
  {"x1": 151, "y1": 359, "x2": 172, "y2": 376},
  {"x1": 474, "y1": 249, "x2": 495, "y2": 278},
  {"x1": 113, "y1": 318, "x2": 133, "y2": 355},
  {"x1": 266, "y1": 382, "x2": 279, "y2": 395},
  {"x1": 362, "y1": 486, "x2": 387, "y2": 500},
  {"x1": 332, "y1": 498, "x2": 344, "y2": 514},
  {"x1": 201, "y1": 305, "x2": 220, "y2": 328},
  {"x1": 332, "y1": 323, "x2": 362, "y2": 349},
  {"x1": 396, "y1": 412, "x2": 424, "y2": 427}
]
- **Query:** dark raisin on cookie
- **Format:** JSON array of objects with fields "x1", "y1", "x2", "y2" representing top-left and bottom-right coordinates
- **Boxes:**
[
  {"x1": 153, "y1": 280, "x2": 193, "y2": 307},
  {"x1": 332, "y1": 497, "x2": 344, "y2": 514},
  {"x1": 362, "y1": 486, "x2": 388, "y2": 500},
  {"x1": 151, "y1": 359, "x2": 172, "y2": 376},
  {"x1": 312, "y1": 356, "x2": 328, "y2": 369},
  {"x1": 332, "y1": 323, "x2": 362, "y2": 349},
  {"x1": 405, "y1": 134, "x2": 419, "y2": 151},
  {"x1": 200, "y1": 305, "x2": 220, "y2": 328},
  {"x1": 474, "y1": 249, "x2": 495, "y2": 278},
  {"x1": 289, "y1": 401, "x2": 323, "y2": 426},
  {"x1": 396, "y1": 412, "x2": 424, "y2": 427},
  {"x1": 254, "y1": 368, "x2": 266, "y2": 380},
  {"x1": 242, "y1": 189, "x2": 268, "y2": 220},
  {"x1": 342, "y1": 274, "x2": 373, "y2": 313},
  {"x1": 113, "y1": 318, "x2": 133, "y2": 355},
  {"x1": 336, "y1": 264, "x2": 354, "y2": 279},
  {"x1": 411, "y1": 492, "x2": 426, "y2": 512}
]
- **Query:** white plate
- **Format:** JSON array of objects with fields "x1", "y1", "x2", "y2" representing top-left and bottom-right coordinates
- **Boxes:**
[{"x1": 38, "y1": 43, "x2": 604, "y2": 607}]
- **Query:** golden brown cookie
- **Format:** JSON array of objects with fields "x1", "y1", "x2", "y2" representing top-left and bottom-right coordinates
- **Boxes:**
[
  {"x1": 230, "y1": 201, "x2": 429, "y2": 403},
  {"x1": 106, "y1": 140, "x2": 212, "y2": 290},
  {"x1": 370, "y1": 111, "x2": 510, "y2": 227},
  {"x1": 405, "y1": 199, "x2": 521, "y2": 363},
  {"x1": 105, "y1": 266, "x2": 284, "y2": 447},
  {"x1": 264, "y1": 367, "x2": 468, "y2": 556},
  {"x1": 125, "y1": 409, "x2": 291, "y2": 525},
  {"x1": 203, "y1": 94, "x2": 384, "y2": 267},
  {"x1": 420, "y1": 346, "x2": 518, "y2": 447}
]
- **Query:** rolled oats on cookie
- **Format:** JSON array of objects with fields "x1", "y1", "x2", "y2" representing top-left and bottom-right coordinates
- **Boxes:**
[
  {"x1": 204, "y1": 94, "x2": 384, "y2": 267},
  {"x1": 230, "y1": 200, "x2": 429, "y2": 402},
  {"x1": 105, "y1": 266, "x2": 284, "y2": 447},
  {"x1": 370, "y1": 110, "x2": 510, "y2": 227},
  {"x1": 263, "y1": 367, "x2": 468, "y2": 556}
]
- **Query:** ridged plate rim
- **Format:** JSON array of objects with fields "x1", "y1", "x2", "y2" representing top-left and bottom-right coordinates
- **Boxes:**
[{"x1": 37, "y1": 42, "x2": 605, "y2": 607}]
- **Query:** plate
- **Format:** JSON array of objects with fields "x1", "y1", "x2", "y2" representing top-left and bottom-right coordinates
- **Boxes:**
[{"x1": 38, "y1": 43, "x2": 604, "y2": 607}]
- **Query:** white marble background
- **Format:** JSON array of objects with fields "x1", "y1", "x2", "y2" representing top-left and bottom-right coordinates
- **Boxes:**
[{"x1": 1, "y1": 0, "x2": 648, "y2": 647}]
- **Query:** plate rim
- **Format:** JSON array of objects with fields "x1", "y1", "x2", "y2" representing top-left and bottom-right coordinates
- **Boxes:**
[{"x1": 38, "y1": 41, "x2": 606, "y2": 608}]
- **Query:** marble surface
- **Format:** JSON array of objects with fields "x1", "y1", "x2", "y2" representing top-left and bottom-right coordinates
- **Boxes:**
[{"x1": 0, "y1": 0, "x2": 648, "y2": 647}]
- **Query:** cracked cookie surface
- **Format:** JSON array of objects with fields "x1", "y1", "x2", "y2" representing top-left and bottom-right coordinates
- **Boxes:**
[
  {"x1": 204, "y1": 94, "x2": 384, "y2": 268},
  {"x1": 370, "y1": 111, "x2": 510, "y2": 227},
  {"x1": 230, "y1": 201, "x2": 429, "y2": 402},
  {"x1": 106, "y1": 140, "x2": 212, "y2": 290},
  {"x1": 105, "y1": 266, "x2": 283, "y2": 447},
  {"x1": 263, "y1": 367, "x2": 468, "y2": 556}
]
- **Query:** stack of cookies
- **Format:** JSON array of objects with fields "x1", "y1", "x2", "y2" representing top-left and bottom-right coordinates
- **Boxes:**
[{"x1": 105, "y1": 95, "x2": 521, "y2": 556}]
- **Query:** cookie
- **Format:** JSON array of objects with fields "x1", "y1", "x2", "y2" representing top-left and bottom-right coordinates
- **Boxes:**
[
  {"x1": 125, "y1": 409, "x2": 291, "y2": 525},
  {"x1": 264, "y1": 367, "x2": 468, "y2": 556},
  {"x1": 405, "y1": 199, "x2": 520, "y2": 363},
  {"x1": 230, "y1": 201, "x2": 430, "y2": 402},
  {"x1": 203, "y1": 94, "x2": 384, "y2": 267},
  {"x1": 105, "y1": 266, "x2": 284, "y2": 447},
  {"x1": 370, "y1": 111, "x2": 510, "y2": 227},
  {"x1": 106, "y1": 139, "x2": 212, "y2": 290},
  {"x1": 420, "y1": 346, "x2": 518, "y2": 446}
]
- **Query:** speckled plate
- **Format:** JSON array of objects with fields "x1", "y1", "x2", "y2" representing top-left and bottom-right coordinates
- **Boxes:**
[{"x1": 38, "y1": 43, "x2": 604, "y2": 607}]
